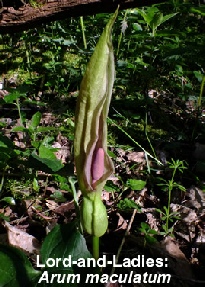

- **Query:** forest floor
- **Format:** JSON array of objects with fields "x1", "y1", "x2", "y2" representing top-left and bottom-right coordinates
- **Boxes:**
[{"x1": 0, "y1": 88, "x2": 205, "y2": 287}]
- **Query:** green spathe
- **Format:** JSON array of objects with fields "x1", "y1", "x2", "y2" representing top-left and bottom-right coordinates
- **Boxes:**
[
  {"x1": 80, "y1": 193, "x2": 108, "y2": 237},
  {"x1": 74, "y1": 10, "x2": 117, "y2": 236}
]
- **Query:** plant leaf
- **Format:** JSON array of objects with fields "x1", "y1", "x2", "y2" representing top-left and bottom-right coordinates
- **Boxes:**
[
  {"x1": 30, "y1": 111, "x2": 42, "y2": 130},
  {"x1": 32, "y1": 150, "x2": 63, "y2": 172},
  {"x1": 0, "y1": 245, "x2": 40, "y2": 287},
  {"x1": 126, "y1": 179, "x2": 146, "y2": 190},
  {"x1": 40, "y1": 222, "x2": 102, "y2": 286}
]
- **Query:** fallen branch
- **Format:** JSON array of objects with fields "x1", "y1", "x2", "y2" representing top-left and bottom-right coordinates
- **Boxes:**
[{"x1": 0, "y1": 0, "x2": 166, "y2": 33}]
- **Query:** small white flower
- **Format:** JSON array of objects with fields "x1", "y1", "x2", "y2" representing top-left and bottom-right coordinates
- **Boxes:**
[{"x1": 121, "y1": 20, "x2": 128, "y2": 34}]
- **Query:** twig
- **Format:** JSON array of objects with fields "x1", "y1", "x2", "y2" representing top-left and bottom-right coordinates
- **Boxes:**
[{"x1": 109, "y1": 208, "x2": 137, "y2": 277}]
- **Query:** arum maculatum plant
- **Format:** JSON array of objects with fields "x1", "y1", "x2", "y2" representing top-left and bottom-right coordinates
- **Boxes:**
[{"x1": 74, "y1": 9, "x2": 118, "y2": 259}]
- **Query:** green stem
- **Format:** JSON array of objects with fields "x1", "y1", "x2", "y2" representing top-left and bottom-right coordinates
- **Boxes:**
[
  {"x1": 197, "y1": 74, "x2": 205, "y2": 109},
  {"x1": 92, "y1": 235, "x2": 99, "y2": 260},
  {"x1": 166, "y1": 168, "x2": 176, "y2": 232},
  {"x1": 25, "y1": 41, "x2": 32, "y2": 79},
  {"x1": 144, "y1": 112, "x2": 157, "y2": 161},
  {"x1": 166, "y1": 184, "x2": 172, "y2": 232},
  {"x1": 16, "y1": 98, "x2": 24, "y2": 127},
  {"x1": 191, "y1": 75, "x2": 205, "y2": 141},
  {"x1": 0, "y1": 169, "x2": 5, "y2": 194},
  {"x1": 80, "y1": 16, "x2": 87, "y2": 49},
  {"x1": 117, "y1": 10, "x2": 128, "y2": 56},
  {"x1": 68, "y1": 176, "x2": 83, "y2": 233},
  {"x1": 108, "y1": 116, "x2": 162, "y2": 166}
]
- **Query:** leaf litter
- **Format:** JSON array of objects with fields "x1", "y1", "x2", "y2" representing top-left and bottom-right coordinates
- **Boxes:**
[{"x1": 0, "y1": 91, "x2": 205, "y2": 286}]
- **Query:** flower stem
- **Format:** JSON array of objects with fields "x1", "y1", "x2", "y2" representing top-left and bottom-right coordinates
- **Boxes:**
[{"x1": 92, "y1": 235, "x2": 99, "y2": 260}]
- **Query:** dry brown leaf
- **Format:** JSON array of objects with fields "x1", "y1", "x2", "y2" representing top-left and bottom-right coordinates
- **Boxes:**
[
  {"x1": 31, "y1": 207, "x2": 53, "y2": 220},
  {"x1": 161, "y1": 236, "x2": 193, "y2": 281},
  {"x1": 3, "y1": 221, "x2": 40, "y2": 254},
  {"x1": 115, "y1": 148, "x2": 126, "y2": 158},
  {"x1": 102, "y1": 190, "x2": 111, "y2": 201},
  {"x1": 116, "y1": 212, "x2": 128, "y2": 231},
  {"x1": 23, "y1": 199, "x2": 35, "y2": 217},
  {"x1": 126, "y1": 151, "x2": 145, "y2": 163},
  {"x1": 52, "y1": 141, "x2": 70, "y2": 164},
  {"x1": 4, "y1": 206, "x2": 13, "y2": 217},
  {"x1": 162, "y1": 236, "x2": 187, "y2": 260},
  {"x1": 45, "y1": 199, "x2": 59, "y2": 210},
  {"x1": 146, "y1": 211, "x2": 159, "y2": 231},
  {"x1": 185, "y1": 186, "x2": 205, "y2": 214},
  {"x1": 42, "y1": 112, "x2": 55, "y2": 125},
  {"x1": 46, "y1": 186, "x2": 56, "y2": 193},
  {"x1": 54, "y1": 201, "x2": 75, "y2": 216}
]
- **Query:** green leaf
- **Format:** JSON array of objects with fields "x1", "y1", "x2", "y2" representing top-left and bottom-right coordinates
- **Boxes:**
[
  {"x1": 0, "y1": 197, "x2": 16, "y2": 205},
  {"x1": 104, "y1": 180, "x2": 120, "y2": 192},
  {"x1": 155, "y1": 208, "x2": 164, "y2": 215},
  {"x1": 132, "y1": 23, "x2": 142, "y2": 31},
  {"x1": 138, "y1": 6, "x2": 159, "y2": 26},
  {"x1": 145, "y1": 235, "x2": 157, "y2": 244},
  {"x1": 32, "y1": 178, "x2": 39, "y2": 192},
  {"x1": 12, "y1": 126, "x2": 28, "y2": 133},
  {"x1": 191, "y1": 6, "x2": 205, "y2": 16},
  {"x1": 107, "y1": 150, "x2": 117, "y2": 159},
  {"x1": 41, "y1": 136, "x2": 55, "y2": 148},
  {"x1": 41, "y1": 222, "x2": 88, "y2": 263},
  {"x1": 194, "y1": 71, "x2": 204, "y2": 82},
  {"x1": 126, "y1": 179, "x2": 146, "y2": 190},
  {"x1": 31, "y1": 137, "x2": 64, "y2": 172},
  {"x1": 3, "y1": 92, "x2": 22, "y2": 104},
  {"x1": 140, "y1": 222, "x2": 149, "y2": 230},
  {"x1": 40, "y1": 222, "x2": 101, "y2": 287},
  {"x1": 175, "y1": 183, "x2": 186, "y2": 192},
  {"x1": 148, "y1": 229, "x2": 158, "y2": 235},
  {"x1": 0, "y1": 134, "x2": 17, "y2": 168},
  {"x1": 0, "y1": 213, "x2": 10, "y2": 221},
  {"x1": 150, "y1": 12, "x2": 164, "y2": 31},
  {"x1": 117, "y1": 198, "x2": 140, "y2": 211},
  {"x1": 0, "y1": 152, "x2": 11, "y2": 168},
  {"x1": 161, "y1": 13, "x2": 177, "y2": 25},
  {"x1": 50, "y1": 191, "x2": 66, "y2": 202},
  {"x1": 0, "y1": 133, "x2": 14, "y2": 148},
  {"x1": 0, "y1": 245, "x2": 40, "y2": 287},
  {"x1": 39, "y1": 144, "x2": 57, "y2": 160},
  {"x1": 30, "y1": 112, "x2": 42, "y2": 130},
  {"x1": 32, "y1": 151, "x2": 63, "y2": 172},
  {"x1": 36, "y1": 127, "x2": 56, "y2": 133},
  {"x1": 31, "y1": 141, "x2": 40, "y2": 149},
  {"x1": 138, "y1": 7, "x2": 177, "y2": 34},
  {"x1": 54, "y1": 175, "x2": 72, "y2": 192}
]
